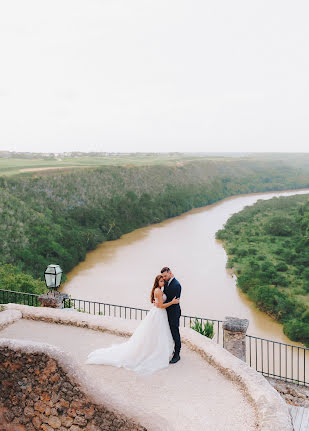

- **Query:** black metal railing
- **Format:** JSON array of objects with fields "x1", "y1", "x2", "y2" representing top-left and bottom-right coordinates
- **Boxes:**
[
  {"x1": 0, "y1": 288, "x2": 308, "y2": 386},
  {"x1": 63, "y1": 296, "x2": 150, "y2": 320},
  {"x1": 61, "y1": 296, "x2": 225, "y2": 345},
  {"x1": 0, "y1": 288, "x2": 39, "y2": 307},
  {"x1": 246, "y1": 334, "x2": 308, "y2": 386}
]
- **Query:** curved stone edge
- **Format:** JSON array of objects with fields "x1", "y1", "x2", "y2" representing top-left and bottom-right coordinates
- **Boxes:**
[
  {"x1": 3, "y1": 303, "x2": 139, "y2": 336},
  {"x1": 0, "y1": 309, "x2": 22, "y2": 330},
  {"x1": 2, "y1": 304, "x2": 293, "y2": 431},
  {"x1": 180, "y1": 328, "x2": 293, "y2": 431}
]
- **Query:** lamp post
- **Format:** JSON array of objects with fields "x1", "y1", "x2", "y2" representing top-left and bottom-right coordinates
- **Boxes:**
[
  {"x1": 38, "y1": 264, "x2": 68, "y2": 308},
  {"x1": 44, "y1": 264, "x2": 63, "y2": 294}
]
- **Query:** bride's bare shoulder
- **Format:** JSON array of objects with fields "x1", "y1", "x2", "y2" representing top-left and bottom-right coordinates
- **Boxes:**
[{"x1": 154, "y1": 287, "x2": 162, "y2": 296}]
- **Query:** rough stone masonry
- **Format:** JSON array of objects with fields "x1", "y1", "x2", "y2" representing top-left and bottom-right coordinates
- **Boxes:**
[{"x1": 0, "y1": 347, "x2": 147, "y2": 431}]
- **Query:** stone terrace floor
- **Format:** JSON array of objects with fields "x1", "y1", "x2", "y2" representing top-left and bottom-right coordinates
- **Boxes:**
[{"x1": 0, "y1": 319, "x2": 259, "y2": 431}]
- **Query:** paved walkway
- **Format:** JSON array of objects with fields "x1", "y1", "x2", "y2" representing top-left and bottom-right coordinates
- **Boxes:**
[{"x1": 0, "y1": 319, "x2": 259, "y2": 431}]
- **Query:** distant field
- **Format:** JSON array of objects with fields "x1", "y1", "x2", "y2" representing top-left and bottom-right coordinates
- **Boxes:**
[
  {"x1": 0, "y1": 155, "x2": 231, "y2": 176},
  {"x1": 1, "y1": 152, "x2": 309, "y2": 177}
]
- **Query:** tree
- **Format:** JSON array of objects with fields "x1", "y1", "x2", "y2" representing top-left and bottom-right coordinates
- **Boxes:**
[{"x1": 264, "y1": 216, "x2": 295, "y2": 236}]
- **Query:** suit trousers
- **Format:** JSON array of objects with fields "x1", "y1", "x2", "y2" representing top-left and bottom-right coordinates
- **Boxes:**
[{"x1": 168, "y1": 315, "x2": 181, "y2": 357}]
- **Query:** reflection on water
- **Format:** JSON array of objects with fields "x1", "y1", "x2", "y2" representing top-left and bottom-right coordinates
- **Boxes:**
[{"x1": 63, "y1": 189, "x2": 309, "y2": 346}]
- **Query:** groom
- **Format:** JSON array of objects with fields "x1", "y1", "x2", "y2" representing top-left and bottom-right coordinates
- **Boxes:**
[{"x1": 160, "y1": 266, "x2": 182, "y2": 364}]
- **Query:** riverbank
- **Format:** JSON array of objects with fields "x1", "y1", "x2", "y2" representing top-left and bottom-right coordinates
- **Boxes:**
[{"x1": 216, "y1": 193, "x2": 309, "y2": 347}]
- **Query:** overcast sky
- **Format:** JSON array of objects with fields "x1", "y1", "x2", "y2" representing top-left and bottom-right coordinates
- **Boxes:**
[{"x1": 0, "y1": 0, "x2": 308, "y2": 154}]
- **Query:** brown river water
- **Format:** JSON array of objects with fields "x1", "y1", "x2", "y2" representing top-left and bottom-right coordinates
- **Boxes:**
[{"x1": 62, "y1": 189, "x2": 309, "y2": 347}]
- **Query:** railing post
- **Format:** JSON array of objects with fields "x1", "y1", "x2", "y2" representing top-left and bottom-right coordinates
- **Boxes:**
[{"x1": 222, "y1": 316, "x2": 249, "y2": 362}]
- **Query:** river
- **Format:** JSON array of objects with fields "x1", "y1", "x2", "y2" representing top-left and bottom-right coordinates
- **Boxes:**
[{"x1": 62, "y1": 189, "x2": 309, "y2": 345}]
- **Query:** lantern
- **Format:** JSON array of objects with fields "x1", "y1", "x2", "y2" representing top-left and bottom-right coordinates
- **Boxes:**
[{"x1": 44, "y1": 264, "x2": 63, "y2": 293}]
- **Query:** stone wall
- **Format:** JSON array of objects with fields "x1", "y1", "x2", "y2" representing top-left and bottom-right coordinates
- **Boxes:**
[
  {"x1": 266, "y1": 377, "x2": 309, "y2": 407},
  {"x1": 0, "y1": 345, "x2": 146, "y2": 431}
]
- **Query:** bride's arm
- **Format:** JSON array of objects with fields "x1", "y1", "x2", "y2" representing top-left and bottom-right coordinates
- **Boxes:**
[{"x1": 154, "y1": 288, "x2": 179, "y2": 309}]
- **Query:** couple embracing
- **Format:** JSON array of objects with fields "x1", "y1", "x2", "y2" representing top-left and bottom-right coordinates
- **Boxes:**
[{"x1": 86, "y1": 267, "x2": 182, "y2": 375}]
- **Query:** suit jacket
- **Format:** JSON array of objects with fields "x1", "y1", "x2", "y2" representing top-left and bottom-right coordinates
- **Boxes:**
[{"x1": 163, "y1": 278, "x2": 181, "y2": 324}]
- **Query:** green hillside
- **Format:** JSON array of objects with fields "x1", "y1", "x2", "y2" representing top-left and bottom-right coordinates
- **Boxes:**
[{"x1": 1, "y1": 155, "x2": 309, "y2": 299}]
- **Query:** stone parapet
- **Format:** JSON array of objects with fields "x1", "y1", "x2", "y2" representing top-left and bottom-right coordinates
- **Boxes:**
[{"x1": 3, "y1": 303, "x2": 139, "y2": 336}]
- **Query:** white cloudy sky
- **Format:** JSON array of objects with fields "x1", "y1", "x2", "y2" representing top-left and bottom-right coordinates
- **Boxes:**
[{"x1": 0, "y1": 0, "x2": 308, "y2": 153}]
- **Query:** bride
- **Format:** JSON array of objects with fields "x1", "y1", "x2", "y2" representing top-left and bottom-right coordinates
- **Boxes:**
[{"x1": 86, "y1": 274, "x2": 180, "y2": 375}]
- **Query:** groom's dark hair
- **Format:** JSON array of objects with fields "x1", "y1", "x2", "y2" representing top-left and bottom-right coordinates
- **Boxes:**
[{"x1": 161, "y1": 266, "x2": 170, "y2": 273}]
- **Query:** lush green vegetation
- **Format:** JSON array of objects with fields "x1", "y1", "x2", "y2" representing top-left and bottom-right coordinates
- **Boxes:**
[
  {"x1": 191, "y1": 318, "x2": 215, "y2": 338},
  {"x1": 0, "y1": 264, "x2": 45, "y2": 295},
  {"x1": 216, "y1": 194, "x2": 309, "y2": 347},
  {"x1": 1, "y1": 154, "x2": 309, "y2": 302}
]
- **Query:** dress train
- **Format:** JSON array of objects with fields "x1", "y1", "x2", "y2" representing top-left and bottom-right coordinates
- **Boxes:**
[{"x1": 86, "y1": 302, "x2": 174, "y2": 375}]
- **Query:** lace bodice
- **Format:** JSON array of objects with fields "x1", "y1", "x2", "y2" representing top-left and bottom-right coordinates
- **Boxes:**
[{"x1": 155, "y1": 293, "x2": 167, "y2": 303}]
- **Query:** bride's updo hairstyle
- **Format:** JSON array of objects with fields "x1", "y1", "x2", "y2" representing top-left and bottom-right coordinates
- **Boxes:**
[{"x1": 150, "y1": 275, "x2": 164, "y2": 303}]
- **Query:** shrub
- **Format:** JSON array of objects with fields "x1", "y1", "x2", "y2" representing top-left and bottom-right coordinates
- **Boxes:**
[
  {"x1": 283, "y1": 319, "x2": 309, "y2": 347},
  {"x1": 191, "y1": 318, "x2": 214, "y2": 339},
  {"x1": 215, "y1": 229, "x2": 227, "y2": 240},
  {"x1": 301, "y1": 310, "x2": 309, "y2": 324},
  {"x1": 303, "y1": 281, "x2": 309, "y2": 294},
  {"x1": 0, "y1": 264, "x2": 46, "y2": 295},
  {"x1": 237, "y1": 248, "x2": 248, "y2": 257},
  {"x1": 226, "y1": 257, "x2": 234, "y2": 268},
  {"x1": 247, "y1": 285, "x2": 302, "y2": 321},
  {"x1": 302, "y1": 267, "x2": 309, "y2": 281},
  {"x1": 275, "y1": 262, "x2": 288, "y2": 272},
  {"x1": 264, "y1": 216, "x2": 295, "y2": 236},
  {"x1": 227, "y1": 246, "x2": 237, "y2": 255},
  {"x1": 248, "y1": 261, "x2": 260, "y2": 272},
  {"x1": 237, "y1": 273, "x2": 260, "y2": 293}
]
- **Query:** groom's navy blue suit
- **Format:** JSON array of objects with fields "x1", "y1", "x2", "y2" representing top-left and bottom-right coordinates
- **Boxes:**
[{"x1": 164, "y1": 278, "x2": 181, "y2": 357}]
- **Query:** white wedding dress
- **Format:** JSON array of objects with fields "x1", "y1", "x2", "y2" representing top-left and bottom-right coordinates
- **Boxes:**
[{"x1": 86, "y1": 293, "x2": 175, "y2": 375}]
